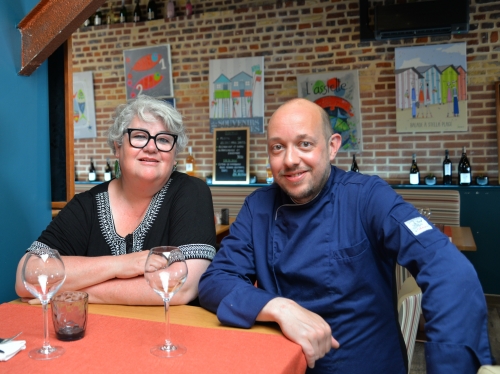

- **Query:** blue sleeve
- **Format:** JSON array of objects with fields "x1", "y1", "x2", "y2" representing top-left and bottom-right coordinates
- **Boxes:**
[
  {"x1": 360, "y1": 179, "x2": 493, "y2": 371},
  {"x1": 198, "y1": 197, "x2": 276, "y2": 328}
]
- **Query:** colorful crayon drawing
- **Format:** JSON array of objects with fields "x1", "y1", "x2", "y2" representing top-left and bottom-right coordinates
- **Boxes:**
[
  {"x1": 73, "y1": 72, "x2": 97, "y2": 139},
  {"x1": 129, "y1": 52, "x2": 162, "y2": 72},
  {"x1": 297, "y1": 71, "x2": 362, "y2": 151},
  {"x1": 75, "y1": 89, "x2": 87, "y2": 121},
  {"x1": 395, "y1": 42, "x2": 467, "y2": 133},
  {"x1": 128, "y1": 72, "x2": 164, "y2": 98},
  {"x1": 209, "y1": 57, "x2": 265, "y2": 133},
  {"x1": 124, "y1": 45, "x2": 173, "y2": 100}
]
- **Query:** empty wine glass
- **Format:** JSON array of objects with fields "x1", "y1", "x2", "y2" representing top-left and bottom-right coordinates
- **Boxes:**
[
  {"x1": 21, "y1": 248, "x2": 66, "y2": 360},
  {"x1": 144, "y1": 246, "x2": 188, "y2": 358},
  {"x1": 422, "y1": 207, "x2": 432, "y2": 220}
]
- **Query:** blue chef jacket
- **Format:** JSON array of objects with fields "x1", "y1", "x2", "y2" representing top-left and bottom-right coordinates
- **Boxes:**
[{"x1": 199, "y1": 166, "x2": 492, "y2": 373}]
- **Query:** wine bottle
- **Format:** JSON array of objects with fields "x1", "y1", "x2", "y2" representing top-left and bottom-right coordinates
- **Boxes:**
[
  {"x1": 185, "y1": 0, "x2": 192, "y2": 16},
  {"x1": 119, "y1": 0, "x2": 128, "y2": 23},
  {"x1": 83, "y1": 16, "x2": 92, "y2": 27},
  {"x1": 458, "y1": 146, "x2": 471, "y2": 186},
  {"x1": 147, "y1": 0, "x2": 157, "y2": 20},
  {"x1": 94, "y1": 8, "x2": 102, "y2": 26},
  {"x1": 104, "y1": 159, "x2": 112, "y2": 182},
  {"x1": 409, "y1": 153, "x2": 420, "y2": 185},
  {"x1": 185, "y1": 146, "x2": 195, "y2": 176},
  {"x1": 89, "y1": 158, "x2": 97, "y2": 182},
  {"x1": 442, "y1": 149, "x2": 452, "y2": 185},
  {"x1": 166, "y1": 0, "x2": 175, "y2": 19},
  {"x1": 133, "y1": 0, "x2": 141, "y2": 22},
  {"x1": 350, "y1": 154, "x2": 359, "y2": 172}
]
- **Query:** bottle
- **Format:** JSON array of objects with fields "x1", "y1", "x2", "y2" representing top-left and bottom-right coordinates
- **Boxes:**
[
  {"x1": 166, "y1": 0, "x2": 175, "y2": 19},
  {"x1": 350, "y1": 154, "x2": 359, "y2": 172},
  {"x1": 409, "y1": 153, "x2": 420, "y2": 185},
  {"x1": 442, "y1": 149, "x2": 452, "y2": 185},
  {"x1": 458, "y1": 146, "x2": 471, "y2": 186},
  {"x1": 89, "y1": 158, "x2": 97, "y2": 182},
  {"x1": 94, "y1": 8, "x2": 102, "y2": 26},
  {"x1": 104, "y1": 159, "x2": 113, "y2": 181},
  {"x1": 133, "y1": 0, "x2": 141, "y2": 22},
  {"x1": 185, "y1": 146, "x2": 195, "y2": 176},
  {"x1": 147, "y1": 0, "x2": 157, "y2": 20},
  {"x1": 185, "y1": 0, "x2": 192, "y2": 16},
  {"x1": 83, "y1": 16, "x2": 91, "y2": 27},
  {"x1": 119, "y1": 0, "x2": 128, "y2": 23},
  {"x1": 266, "y1": 162, "x2": 273, "y2": 184}
]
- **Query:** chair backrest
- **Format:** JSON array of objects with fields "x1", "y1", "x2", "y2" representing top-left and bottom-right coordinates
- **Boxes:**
[
  {"x1": 393, "y1": 188, "x2": 460, "y2": 226},
  {"x1": 398, "y1": 276, "x2": 422, "y2": 373}
]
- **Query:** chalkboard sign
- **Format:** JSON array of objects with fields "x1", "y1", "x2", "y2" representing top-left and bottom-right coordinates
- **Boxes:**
[{"x1": 213, "y1": 127, "x2": 250, "y2": 184}]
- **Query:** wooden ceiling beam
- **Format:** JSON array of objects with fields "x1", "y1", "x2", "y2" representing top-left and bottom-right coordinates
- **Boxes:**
[{"x1": 17, "y1": 0, "x2": 106, "y2": 76}]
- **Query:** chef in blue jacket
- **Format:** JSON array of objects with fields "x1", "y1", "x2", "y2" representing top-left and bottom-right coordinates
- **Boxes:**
[{"x1": 199, "y1": 98, "x2": 493, "y2": 373}]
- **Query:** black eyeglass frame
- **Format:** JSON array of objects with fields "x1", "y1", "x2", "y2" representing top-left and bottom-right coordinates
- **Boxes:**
[{"x1": 125, "y1": 128, "x2": 178, "y2": 152}]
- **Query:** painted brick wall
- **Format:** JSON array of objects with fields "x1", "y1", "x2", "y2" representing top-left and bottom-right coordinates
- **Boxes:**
[{"x1": 72, "y1": 0, "x2": 500, "y2": 185}]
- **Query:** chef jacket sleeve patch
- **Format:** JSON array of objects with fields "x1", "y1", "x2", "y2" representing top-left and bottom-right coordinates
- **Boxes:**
[{"x1": 404, "y1": 217, "x2": 433, "y2": 236}]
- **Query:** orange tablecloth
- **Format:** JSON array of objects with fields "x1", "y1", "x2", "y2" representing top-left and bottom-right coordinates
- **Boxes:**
[{"x1": 0, "y1": 303, "x2": 306, "y2": 373}]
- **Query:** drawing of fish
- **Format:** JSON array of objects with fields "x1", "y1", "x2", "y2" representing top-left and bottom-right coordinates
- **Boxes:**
[
  {"x1": 132, "y1": 53, "x2": 162, "y2": 72},
  {"x1": 73, "y1": 98, "x2": 80, "y2": 122},
  {"x1": 76, "y1": 89, "x2": 87, "y2": 120},
  {"x1": 131, "y1": 72, "x2": 163, "y2": 97}
]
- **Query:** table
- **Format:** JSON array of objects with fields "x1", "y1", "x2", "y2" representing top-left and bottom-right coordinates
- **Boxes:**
[
  {"x1": 215, "y1": 216, "x2": 236, "y2": 243},
  {"x1": 1, "y1": 301, "x2": 306, "y2": 373},
  {"x1": 443, "y1": 225, "x2": 477, "y2": 251}
]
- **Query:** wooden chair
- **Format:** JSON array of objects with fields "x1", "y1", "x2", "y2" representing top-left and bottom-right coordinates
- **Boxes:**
[{"x1": 398, "y1": 276, "x2": 422, "y2": 373}]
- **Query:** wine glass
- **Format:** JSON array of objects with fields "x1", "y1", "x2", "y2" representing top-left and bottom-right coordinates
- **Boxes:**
[
  {"x1": 422, "y1": 207, "x2": 432, "y2": 220},
  {"x1": 144, "y1": 246, "x2": 188, "y2": 358},
  {"x1": 21, "y1": 248, "x2": 66, "y2": 360}
]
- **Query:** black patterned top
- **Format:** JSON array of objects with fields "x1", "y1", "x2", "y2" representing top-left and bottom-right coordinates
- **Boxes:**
[{"x1": 28, "y1": 172, "x2": 216, "y2": 261}]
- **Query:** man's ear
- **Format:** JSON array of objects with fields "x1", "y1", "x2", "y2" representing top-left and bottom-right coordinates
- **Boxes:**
[{"x1": 329, "y1": 133, "x2": 342, "y2": 162}]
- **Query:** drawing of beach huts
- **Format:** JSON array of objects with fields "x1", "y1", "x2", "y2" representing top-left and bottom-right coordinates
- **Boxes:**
[
  {"x1": 211, "y1": 65, "x2": 262, "y2": 119},
  {"x1": 395, "y1": 64, "x2": 467, "y2": 118}
]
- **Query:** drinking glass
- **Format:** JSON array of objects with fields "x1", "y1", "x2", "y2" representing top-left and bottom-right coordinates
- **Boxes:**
[
  {"x1": 422, "y1": 207, "x2": 432, "y2": 220},
  {"x1": 21, "y1": 248, "x2": 66, "y2": 360},
  {"x1": 144, "y1": 246, "x2": 188, "y2": 358}
]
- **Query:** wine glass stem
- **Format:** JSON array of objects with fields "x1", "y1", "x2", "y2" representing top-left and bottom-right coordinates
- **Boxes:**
[
  {"x1": 163, "y1": 299, "x2": 172, "y2": 346},
  {"x1": 42, "y1": 301, "x2": 52, "y2": 350}
]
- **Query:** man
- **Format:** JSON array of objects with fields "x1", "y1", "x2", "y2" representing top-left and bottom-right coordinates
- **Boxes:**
[{"x1": 199, "y1": 98, "x2": 493, "y2": 372}]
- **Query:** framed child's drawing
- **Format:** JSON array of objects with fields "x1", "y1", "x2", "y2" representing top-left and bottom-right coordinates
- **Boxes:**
[{"x1": 124, "y1": 45, "x2": 174, "y2": 100}]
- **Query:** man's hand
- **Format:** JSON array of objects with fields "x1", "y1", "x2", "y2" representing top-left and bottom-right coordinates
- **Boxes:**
[{"x1": 257, "y1": 297, "x2": 340, "y2": 368}]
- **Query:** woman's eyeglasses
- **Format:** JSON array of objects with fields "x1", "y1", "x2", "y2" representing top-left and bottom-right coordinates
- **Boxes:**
[{"x1": 126, "y1": 128, "x2": 178, "y2": 152}]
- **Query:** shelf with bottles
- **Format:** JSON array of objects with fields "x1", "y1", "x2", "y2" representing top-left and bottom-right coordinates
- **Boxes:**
[{"x1": 79, "y1": 0, "x2": 195, "y2": 30}]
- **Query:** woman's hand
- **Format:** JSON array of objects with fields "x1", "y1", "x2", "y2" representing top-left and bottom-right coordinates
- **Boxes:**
[{"x1": 113, "y1": 250, "x2": 150, "y2": 279}]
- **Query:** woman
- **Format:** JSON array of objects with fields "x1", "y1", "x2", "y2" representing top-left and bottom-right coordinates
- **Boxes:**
[{"x1": 15, "y1": 95, "x2": 216, "y2": 305}]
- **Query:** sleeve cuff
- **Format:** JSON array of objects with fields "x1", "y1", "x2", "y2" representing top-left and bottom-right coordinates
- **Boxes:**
[{"x1": 217, "y1": 286, "x2": 277, "y2": 329}]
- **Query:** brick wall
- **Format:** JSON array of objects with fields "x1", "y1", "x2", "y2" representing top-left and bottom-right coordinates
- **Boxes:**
[{"x1": 72, "y1": 0, "x2": 500, "y2": 185}]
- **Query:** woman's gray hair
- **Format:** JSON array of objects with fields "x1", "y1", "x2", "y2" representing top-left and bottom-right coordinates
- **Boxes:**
[{"x1": 107, "y1": 95, "x2": 188, "y2": 154}]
